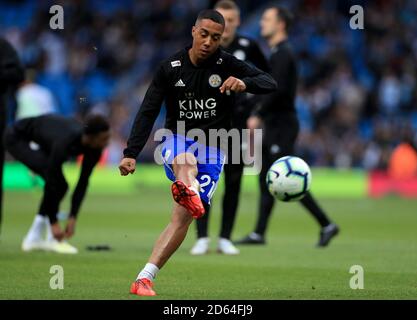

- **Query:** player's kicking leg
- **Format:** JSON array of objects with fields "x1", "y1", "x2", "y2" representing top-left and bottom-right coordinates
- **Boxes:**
[
  {"x1": 130, "y1": 152, "x2": 203, "y2": 297},
  {"x1": 171, "y1": 152, "x2": 205, "y2": 219}
]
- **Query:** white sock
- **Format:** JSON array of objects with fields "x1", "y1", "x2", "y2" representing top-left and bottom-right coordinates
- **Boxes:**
[
  {"x1": 137, "y1": 263, "x2": 160, "y2": 281},
  {"x1": 24, "y1": 215, "x2": 46, "y2": 243}
]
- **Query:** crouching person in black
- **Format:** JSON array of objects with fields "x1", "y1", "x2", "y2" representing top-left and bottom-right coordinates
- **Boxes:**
[{"x1": 5, "y1": 114, "x2": 110, "y2": 254}]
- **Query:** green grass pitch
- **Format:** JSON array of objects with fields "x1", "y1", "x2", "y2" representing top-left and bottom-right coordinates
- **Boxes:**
[{"x1": 1, "y1": 172, "x2": 417, "y2": 299}]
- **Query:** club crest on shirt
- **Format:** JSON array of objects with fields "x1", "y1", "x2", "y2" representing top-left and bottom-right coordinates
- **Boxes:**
[{"x1": 209, "y1": 74, "x2": 222, "y2": 88}]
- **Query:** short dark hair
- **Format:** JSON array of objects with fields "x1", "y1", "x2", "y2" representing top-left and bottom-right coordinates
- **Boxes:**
[
  {"x1": 83, "y1": 114, "x2": 110, "y2": 135},
  {"x1": 196, "y1": 9, "x2": 225, "y2": 28},
  {"x1": 214, "y1": 0, "x2": 240, "y2": 13},
  {"x1": 269, "y1": 5, "x2": 294, "y2": 32}
]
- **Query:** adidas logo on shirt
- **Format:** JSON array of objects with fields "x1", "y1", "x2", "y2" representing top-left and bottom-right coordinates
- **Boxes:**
[{"x1": 175, "y1": 79, "x2": 186, "y2": 87}]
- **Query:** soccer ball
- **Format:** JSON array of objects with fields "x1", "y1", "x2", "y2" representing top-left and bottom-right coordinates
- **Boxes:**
[{"x1": 266, "y1": 156, "x2": 312, "y2": 202}]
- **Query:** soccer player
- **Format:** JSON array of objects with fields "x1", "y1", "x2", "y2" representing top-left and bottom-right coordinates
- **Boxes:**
[
  {"x1": 4, "y1": 114, "x2": 110, "y2": 253},
  {"x1": 119, "y1": 9, "x2": 276, "y2": 296},
  {"x1": 191, "y1": 0, "x2": 269, "y2": 255},
  {"x1": 236, "y1": 6, "x2": 340, "y2": 247}
]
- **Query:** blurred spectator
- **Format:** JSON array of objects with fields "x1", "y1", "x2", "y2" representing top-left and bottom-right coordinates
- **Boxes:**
[
  {"x1": 388, "y1": 141, "x2": 417, "y2": 179},
  {"x1": 16, "y1": 69, "x2": 56, "y2": 120},
  {"x1": 378, "y1": 68, "x2": 402, "y2": 116},
  {"x1": 388, "y1": 125, "x2": 417, "y2": 179},
  {"x1": 0, "y1": 36, "x2": 24, "y2": 232}
]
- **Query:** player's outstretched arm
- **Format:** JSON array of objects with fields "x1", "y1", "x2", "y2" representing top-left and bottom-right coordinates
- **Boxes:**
[
  {"x1": 119, "y1": 157, "x2": 136, "y2": 176},
  {"x1": 66, "y1": 152, "x2": 101, "y2": 238},
  {"x1": 44, "y1": 142, "x2": 70, "y2": 240},
  {"x1": 64, "y1": 217, "x2": 76, "y2": 239},
  {"x1": 123, "y1": 64, "x2": 167, "y2": 160},
  {"x1": 227, "y1": 55, "x2": 277, "y2": 94}
]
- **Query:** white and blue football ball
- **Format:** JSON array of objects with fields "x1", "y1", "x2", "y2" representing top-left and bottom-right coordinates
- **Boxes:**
[{"x1": 266, "y1": 156, "x2": 312, "y2": 202}]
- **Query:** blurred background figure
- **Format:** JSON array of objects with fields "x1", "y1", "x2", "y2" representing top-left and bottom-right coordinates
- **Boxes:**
[
  {"x1": 0, "y1": 36, "x2": 24, "y2": 234},
  {"x1": 15, "y1": 68, "x2": 56, "y2": 120},
  {"x1": 4, "y1": 114, "x2": 110, "y2": 254},
  {"x1": 236, "y1": 5, "x2": 339, "y2": 247},
  {"x1": 388, "y1": 126, "x2": 417, "y2": 180},
  {"x1": 13, "y1": 68, "x2": 58, "y2": 189}
]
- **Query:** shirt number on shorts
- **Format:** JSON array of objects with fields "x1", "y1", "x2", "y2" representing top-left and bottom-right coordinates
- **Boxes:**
[{"x1": 199, "y1": 175, "x2": 216, "y2": 200}]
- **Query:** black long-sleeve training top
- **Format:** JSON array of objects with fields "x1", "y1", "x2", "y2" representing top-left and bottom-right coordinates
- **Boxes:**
[
  {"x1": 123, "y1": 46, "x2": 277, "y2": 159},
  {"x1": 222, "y1": 35, "x2": 269, "y2": 127},
  {"x1": 13, "y1": 115, "x2": 101, "y2": 223},
  {"x1": 253, "y1": 40, "x2": 298, "y2": 126}
]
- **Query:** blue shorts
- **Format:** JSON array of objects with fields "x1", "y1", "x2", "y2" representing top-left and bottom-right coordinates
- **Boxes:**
[{"x1": 160, "y1": 134, "x2": 225, "y2": 205}]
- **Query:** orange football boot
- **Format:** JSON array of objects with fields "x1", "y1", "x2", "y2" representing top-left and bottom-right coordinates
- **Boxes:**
[
  {"x1": 171, "y1": 180, "x2": 205, "y2": 219},
  {"x1": 130, "y1": 278, "x2": 156, "y2": 297}
]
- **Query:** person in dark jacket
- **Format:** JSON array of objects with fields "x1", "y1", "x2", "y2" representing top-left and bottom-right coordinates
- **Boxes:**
[
  {"x1": 236, "y1": 6, "x2": 340, "y2": 247},
  {"x1": 0, "y1": 37, "x2": 24, "y2": 235},
  {"x1": 5, "y1": 114, "x2": 110, "y2": 253}
]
